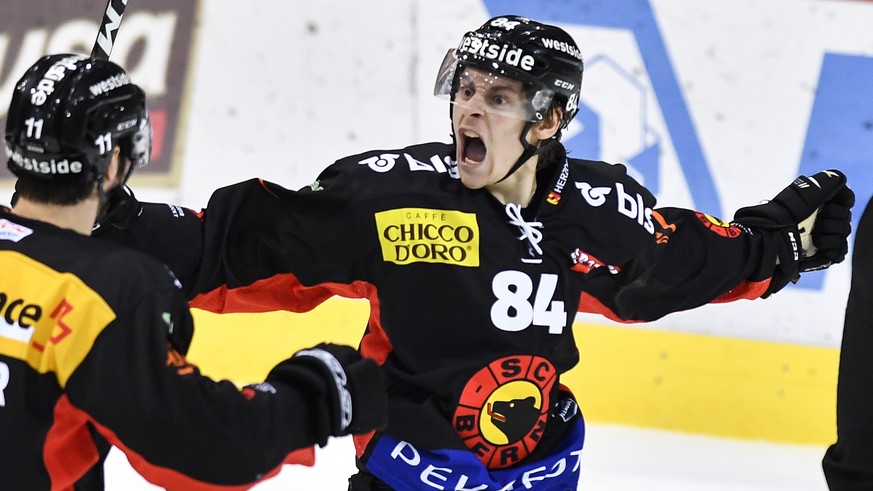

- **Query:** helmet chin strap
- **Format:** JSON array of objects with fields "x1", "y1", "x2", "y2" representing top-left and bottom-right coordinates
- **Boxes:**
[
  {"x1": 495, "y1": 122, "x2": 558, "y2": 184},
  {"x1": 448, "y1": 102, "x2": 560, "y2": 185}
]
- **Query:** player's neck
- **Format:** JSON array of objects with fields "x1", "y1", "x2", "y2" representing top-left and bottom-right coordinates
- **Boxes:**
[
  {"x1": 12, "y1": 196, "x2": 100, "y2": 236},
  {"x1": 487, "y1": 158, "x2": 538, "y2": 207}
]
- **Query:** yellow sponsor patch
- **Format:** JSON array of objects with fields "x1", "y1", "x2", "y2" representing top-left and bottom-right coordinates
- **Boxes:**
[
  {"x1": 375, "y1": 208, "x2": 480, "y2": 267},
  {"x1": 0, "y1": 251, "x2": 115, "y2": 387}
]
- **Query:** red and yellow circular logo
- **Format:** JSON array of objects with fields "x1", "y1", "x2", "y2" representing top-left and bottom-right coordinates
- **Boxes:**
[
  {"x1": 696, "y1": 212, "x2": 742, "y2": 238},
  {"x1": 453, "y1": 355, "x2": 556, "y2": 468}
]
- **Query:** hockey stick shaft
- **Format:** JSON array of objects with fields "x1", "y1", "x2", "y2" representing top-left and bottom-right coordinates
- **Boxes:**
[{"x1": 90, "y1": 0, "x2": 130, "y2": 60}]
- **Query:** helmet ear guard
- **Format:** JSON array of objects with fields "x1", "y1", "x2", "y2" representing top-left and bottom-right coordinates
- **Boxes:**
[
  {"x1": 528, "y1": 89, "x2": 557, "y2": 123},
  {"x1": 86, "y1": 87, "x2": 151, "y2": 172}
]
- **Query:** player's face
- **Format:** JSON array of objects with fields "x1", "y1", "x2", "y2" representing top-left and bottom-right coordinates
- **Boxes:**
[{"x1": 451, "y1": 69, "x2": 534, "y2": 190}]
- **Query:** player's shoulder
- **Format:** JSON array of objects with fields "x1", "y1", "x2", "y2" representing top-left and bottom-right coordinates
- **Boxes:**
[
  {"x1": 319, "y1": 141, "x2": 457, "y2": 199},
  {"x1": 553, "y1": 156, "x2": 659, "y2": 239},
  {"x1": 77, "y1": 240, "x2": 187, "y2": 324},
  {"x1": 566, "y1": 156, "x2": 655, "y2": 203},
  {"x1": 1, "y1": 215, "x2": 182, "y2": 307},
  {"x1": 102, "y1": 242, "x2": 181, "y2": 285},
  {"x1": 338, "y1": 141, "x2": 453, "y2": 163},
  {"x1": 333, "y1": 142, "x2": 455, "y2": 178},
  {"x1": 45, "y1": 225, "x2": 183, "y2": 297},
  {"x1": 68, "y1": 233, "x2": 184, "y2": 301}
]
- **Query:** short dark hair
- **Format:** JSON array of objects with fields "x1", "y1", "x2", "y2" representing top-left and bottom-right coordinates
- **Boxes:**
[
  {"x1": 13, "y1": 172, "x2": 96, "y2": 205},
  {"x1": 536, "y1": 101, "x2": 568, "y2": 170},
  {"x1": 537, "y1": 140, "x2": 567, "y2": 171}
]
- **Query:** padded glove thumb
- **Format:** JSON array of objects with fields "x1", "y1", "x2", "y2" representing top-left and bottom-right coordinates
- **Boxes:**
[
  {"x1": 274, "y1": 343, "x2": 387, "y2": 437},
  {"x1": 733, "y1": 169, "x2": 853, "y2": 294},
  {"x1": 733, "y1": 170, "x2": 848, "y2": 230},
  {"x1": 798, "y1": 184, "x2": 855, "y2": 272}
]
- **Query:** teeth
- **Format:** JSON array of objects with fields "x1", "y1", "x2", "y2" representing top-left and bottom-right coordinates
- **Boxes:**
[{"x1": 463, "y1": 130, "x2": 480, "y2": 138}]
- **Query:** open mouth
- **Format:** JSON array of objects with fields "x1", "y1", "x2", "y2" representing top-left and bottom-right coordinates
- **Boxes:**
[{"x1": 461, "y1": 130, "x2": 487, "y2": 164}]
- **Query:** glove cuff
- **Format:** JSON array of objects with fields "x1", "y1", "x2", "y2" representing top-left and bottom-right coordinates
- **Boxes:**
[{"x1": 763, "y1": 225, "x2": 801, "y2": 297}]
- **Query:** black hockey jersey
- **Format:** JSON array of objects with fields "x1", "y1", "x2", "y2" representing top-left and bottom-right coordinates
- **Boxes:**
[
  {"x1": 0, "y1": 210, "x2": 335, "y2": 490},
  {"x1": 97, "y1": 142, "x2": 784, "y2": 473}
]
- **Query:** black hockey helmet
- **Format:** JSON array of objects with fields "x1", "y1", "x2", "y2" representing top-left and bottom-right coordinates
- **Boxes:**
[
  {"x1": 434, "y1": 15, "x2": 584, "y2": 131},
  {"x1": 5, "y1": 53, "x2": 150, "y2": 183}
]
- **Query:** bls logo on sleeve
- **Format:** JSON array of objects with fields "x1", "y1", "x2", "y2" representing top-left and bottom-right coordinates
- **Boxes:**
[
  {"x1": 453, "y1": 355, "x2": 557, "y2": 469},
  {"x1": 375, "y1": 208, "x2": 480, "y2": 267}
]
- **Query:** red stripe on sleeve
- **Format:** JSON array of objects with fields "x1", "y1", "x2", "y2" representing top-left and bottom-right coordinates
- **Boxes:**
[
  {"x1": 190, "y1": 273, "x2": 375, "y2": 314},
  {"x1": 710, "y1": 279, "x2": 771, "y2": 303},
  {"x1": 44, "y1": 395, "x2": 101, "y2": 491},
  {"x1": 578, "y1": 292, "x2": 642, "y2": 324},
  {"x1": 48, "y1": 395, "x2": 316, "y2": 490}
]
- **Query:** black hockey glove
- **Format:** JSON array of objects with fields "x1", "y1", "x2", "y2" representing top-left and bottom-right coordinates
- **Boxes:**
[
  {"x1": 800, "y1": 185, "x2": 855, "y2": 271},
  {"x1": 267, "y1": 343, "x2": 387, "y2": 438},
  {"x1": 93, "y1": 185, "x2": 143, "y2": 235},
  {"x1": 733, "y1": 169, "x2": 854, "y2": 295}
]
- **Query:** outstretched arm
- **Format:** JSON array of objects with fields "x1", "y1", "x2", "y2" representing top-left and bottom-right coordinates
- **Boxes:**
[
  {"x1": 93, "y1": 186, "x2": 205, "y2": 297},
  {"x1": 65, "y1": 278, "x2": 385, "y2": 489},
  {"x1": 580, "y1": 170, "x2": 854, "y2": 322}
]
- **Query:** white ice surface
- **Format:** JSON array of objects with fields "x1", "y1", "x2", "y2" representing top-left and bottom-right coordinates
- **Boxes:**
[{"x1": 104, "y1": 423, "x2": 829, "y2": 490}]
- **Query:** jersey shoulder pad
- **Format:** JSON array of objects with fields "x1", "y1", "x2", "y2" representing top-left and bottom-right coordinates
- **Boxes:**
[
  {"x1": 319, "y1": 142, "x2": 456, "y2": 199},
  {"x1": 103, "y1": 241, "x2": 182, "y2": 285},
  {"x1": 333, "y1": 142, "x2": 454, "y2": 176},
  {"x1": 567, "y1": 157, "x2": 655, "y2": 204}
]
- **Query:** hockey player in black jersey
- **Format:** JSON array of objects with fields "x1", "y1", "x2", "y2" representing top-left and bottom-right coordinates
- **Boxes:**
[
  {"x1": 94, "y1": 16, "x2": 854, "y2": 490},
  {"x1": 823, "y1": 196, "x2": 873, "y2": 490},
  {"x1": 0, "y1": 54, "x2": 386, "y2": 490}
]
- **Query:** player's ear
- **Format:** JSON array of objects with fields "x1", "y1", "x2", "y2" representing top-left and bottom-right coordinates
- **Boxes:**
[
  {"x1": 103, "y1": 146, "x2": 126, "y2": 191},
  {"x1": 532, "y1": 106, "x2": 563, "y2": 142}
]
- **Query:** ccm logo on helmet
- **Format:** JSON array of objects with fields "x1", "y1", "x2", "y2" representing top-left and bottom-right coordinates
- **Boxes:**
[
  {"x1": 554, "y1": 79, "x2": 576, "y2": 91},
  {"x1": 30, "y1": 55, "x2": 84, "y2": 106}
]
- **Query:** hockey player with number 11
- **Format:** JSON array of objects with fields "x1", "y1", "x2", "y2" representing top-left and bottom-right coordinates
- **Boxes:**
[
  {"x1": 95, "y1": 16, "x2": 855, "y2": 490},
  {"x1": 1, "y1": 54, "x2": 387, "y2": 490}
]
